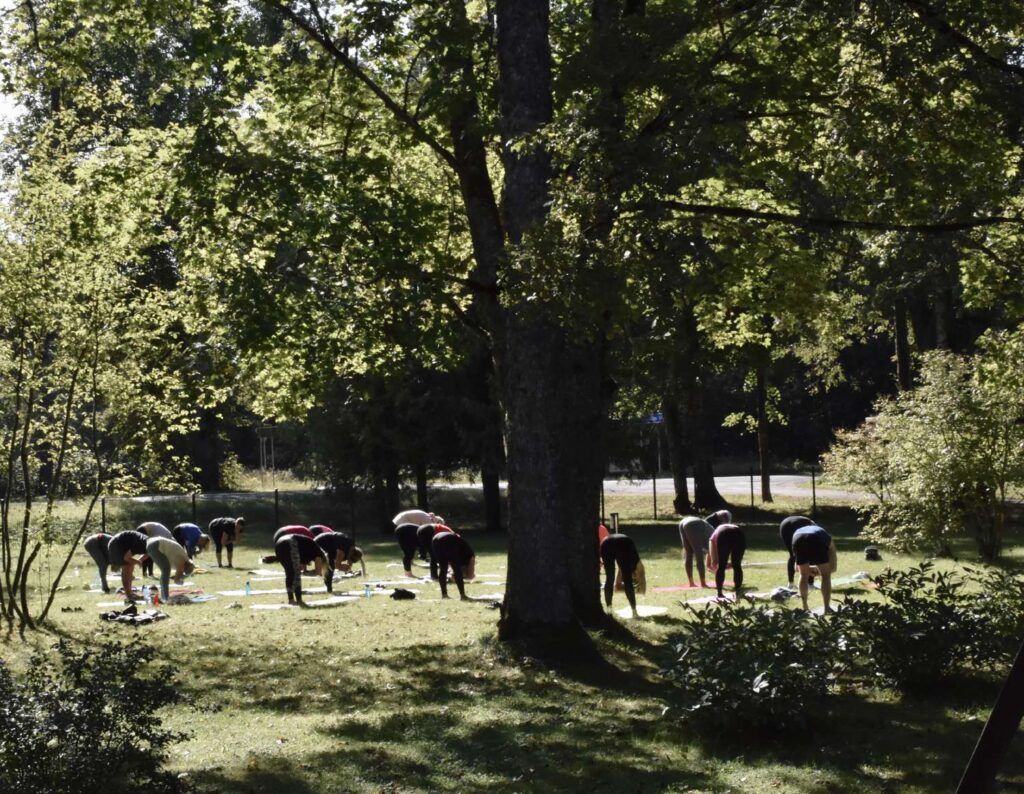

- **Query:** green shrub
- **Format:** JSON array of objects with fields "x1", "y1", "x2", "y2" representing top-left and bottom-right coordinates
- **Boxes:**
[
  {"x1": 660, "y1": 604, "x2": 844, "y2": 735},
  {"x1": 834, "y1": 562, "x2": 1024, "y2": 692},
  {"x1": 0, "y1": 640, "x2": 190, "y2": 794}
]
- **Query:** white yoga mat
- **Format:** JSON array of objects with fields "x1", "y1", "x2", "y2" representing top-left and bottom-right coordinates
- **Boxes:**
[
  {"x1": 683, "y1": 594, "x2": 736, "y2": 605},
  {"x1": 251, "y1": 595, "x2": 359, "y2": 610},
  {"x1": 219, "y1": 586, "x2": 329, "y2": 597},
  {"x1": 467, "y1": 593, "x2": 505, "y2": 602},
  {"x1": 616, "y1": 605, "x2": 668, "y2": 619},
  {"x1": 246, "y1": 569, "x2": 285, "y2": 577}
]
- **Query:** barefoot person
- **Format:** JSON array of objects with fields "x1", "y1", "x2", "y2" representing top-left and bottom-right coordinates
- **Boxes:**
[
  {"x1": 707, "y1": 522, "x2": 746, "y2": 600},
  {"x1": 83, "y1": 533, "x2": 113, "y2": 593},
  {"x1": 263, "y1": 533, "x2": 329, "y2": 605},
  {"x1": 600, "y1": 532, "x2": 646, "y2": 618},
  {"x1": 431, "y1": 530, "x2": 475, "y2": 600},
  {"x1": 208, "y1": 516, "x2": 244, "y2": 568},
  {"x1": 417, "y1": 521, "x2": 457, "y2": 579},
  {"x1": 145, "y1": 535, "x2": 195, "y2": 602},
  {"x1": 678, "y1": 516, "x2": 713, "y2": 588},
  {"x1": 107, "y1": 530, "x2": 150, "y2": 601},
  {"x1": 779, "y1": 515, "x2": 815, "y2": 587},
  {"x1": 791, "y1": 524, "x2": 838, "y2": 613},
  {"x1": 394, "y1": 522, "x2": 424, "y2": 577}
]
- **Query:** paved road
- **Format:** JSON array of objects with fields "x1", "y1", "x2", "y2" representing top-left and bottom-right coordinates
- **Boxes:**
[{"x1": 601, "y1": 474, "x2": 868, "y2": 502}]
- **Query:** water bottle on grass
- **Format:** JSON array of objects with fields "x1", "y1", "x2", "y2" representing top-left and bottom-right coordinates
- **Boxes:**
[{"x1": 244, "y1": 580, "x2": 252, "y2": 596}]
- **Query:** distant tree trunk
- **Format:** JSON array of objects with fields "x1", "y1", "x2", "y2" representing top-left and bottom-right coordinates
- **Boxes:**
[
  {"x1": 908, "y1": 293, "x2": 937, "y2": 352},
  {"x1": 481, "y1": 408, "x2": 505, "y2": 531},
  {"x1": 755, "y1": 361, "x2": 773, "y2": 503},
  {"x1": 663, "y1": 398, "x2": 692, "y2": 514},
  {"x1": 191, "y1": 408, "x2": 221, "y2": 491},
  {"x1": 414, "y1": 462, "x2": 429, "y2": 510},
  {"x1": 935, "y1": 287, "x2": 953, "y2": 350},
  {"x1": 385, "y1": 463, "x2": 401, "y2": 529},
  {"x1": 894, "y1": 297, "x2": 912, "y2": 390}
]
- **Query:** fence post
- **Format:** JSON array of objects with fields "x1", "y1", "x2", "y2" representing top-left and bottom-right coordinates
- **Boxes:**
[
  {"x1": 600, "y1": 481, "x2": 605, "y2": 526},
  {"x1": 274, "y1": 489, "x2": 280, "y2": 528},
  {"x1": 749, "y1": 466, "x2": 755, "y2": 521},
  {"x1": 191, "y1": 492, "x2": 197, "y2": 523},
  {"x1": 610, "y1": 512, "x2": 619, "y2": 533},
  {"x1": 101, "y1": 497, "x2": 106, "y2": 534},
  {"x1": 811, "y1": 464, "x2": 817, "y2": 521},
  {"x1": 652, "y1": 473, "x2": 658, "y2": 520}
]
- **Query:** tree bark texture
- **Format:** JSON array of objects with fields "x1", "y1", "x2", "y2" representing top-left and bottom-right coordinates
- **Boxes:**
[
  {"x1": 894, "y1": 297, "x2": 912, "y2": 390},
  {"x1": 755, "y1": 362, "x2": 773, "y2": 503},
  {"x1": 663, "y1": 397, "x2": 692, "y2": 515},
  {"x1": 496, "y1": 0, "x2": 603, "y2": 634}
]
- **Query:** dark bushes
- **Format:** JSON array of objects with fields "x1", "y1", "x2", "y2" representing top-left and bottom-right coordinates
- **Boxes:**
[{"x1": 0, "y1": 640, "x2": 189, "y2": 794}]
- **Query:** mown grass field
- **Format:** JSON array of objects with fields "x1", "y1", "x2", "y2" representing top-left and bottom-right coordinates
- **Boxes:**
[{"x1": 3, "y1": 488, "x2": 1024, "y2": 793}]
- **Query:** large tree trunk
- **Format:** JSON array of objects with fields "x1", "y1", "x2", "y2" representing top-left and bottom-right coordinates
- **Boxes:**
[
  {"x1": 755, "y1": 361, "x2": 773, "y2": 503},
  {"x1": 481, "y1": 408, "x2": 505, "y2": 532},
  {"x1": 894, "y1": 297, "x2": 912, "y2": 390},
  {"x1": 689, "y1": 381, "x2": 726, "y2": 510},
  {"x1": 663, "y1": 398, "x2": 692, "y2": 515},
  {"x1": 496, "y1": 0, "x2": 603, "y2": 639},
  {"x1": 414, "y1": 462, "x2": 429, "y2": 511}
]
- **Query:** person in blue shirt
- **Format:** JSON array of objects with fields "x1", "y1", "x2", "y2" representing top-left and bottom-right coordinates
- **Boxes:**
[{"x1": 172, "y1": 522, "x2": 210, "y2": 560}]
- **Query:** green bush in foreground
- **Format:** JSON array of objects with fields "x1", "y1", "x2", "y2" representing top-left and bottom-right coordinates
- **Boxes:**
[
  {"x1": 0, "y1": 640, "x2": 189, "y2": 794},
  {"x1": 836, "y1": 563, "x2": 1024, "y2": 692},
  {"x1": 661, "y1": 604, "x2": 845, "y2": 734}
]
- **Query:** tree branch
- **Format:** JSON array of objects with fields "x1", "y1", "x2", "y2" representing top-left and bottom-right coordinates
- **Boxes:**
[
  {"x1": 264, "y1": 0, "x2": 459, "y2": 171},
  {"x1": 660, "y1": 199, "x2": 1021, "y2": 232},
  {"x1": 901, "y1": 0, "x2": 1024, "y2": 80}
]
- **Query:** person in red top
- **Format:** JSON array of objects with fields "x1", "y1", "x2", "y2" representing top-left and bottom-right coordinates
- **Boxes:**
[
  {"x1": 273, "y1": 525, "x2": 315, "y2": 543},
  {"x1": 416, "y1": 522, "x2": 456, "y2": 580}
]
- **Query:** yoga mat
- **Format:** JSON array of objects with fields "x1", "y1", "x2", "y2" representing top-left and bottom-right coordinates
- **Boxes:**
[
  {"x1": 218, "y1": 586, "x2": 329, "y2": 597},
  {"x1": 615, "y1": 605, "x2": 668, "y2": 619},
  {"x1": 246, "y1": 569, "x2": 285, "y2": 577},
  {"x1": 651, "y1": 584, "x2": 704, "y2": 593},
  {"x1": 467, "y1": 593, "x2": 505, "y2": 602},
  {"x1": 682, "y1": 594, "x2": 736, "y2": 605},
  {"x1": 251, "y1": 595, "x2": 358, "y2": 610},
  {"x1": 743, "y1": 560, "x2": 788, "y2": 568}
]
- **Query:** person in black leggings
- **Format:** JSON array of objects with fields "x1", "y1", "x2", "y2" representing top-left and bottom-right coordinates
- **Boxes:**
[
  {"x1": 431, "y1": 531, "x2": 475, "y2": 600},
  {"x1": 779, "y1": 515, "x2": 815, "y2": 586},
  {"x1": 394, "y1": 523, "x2": 424, "y2": 577},
  {"x1": 265, "y1": 534, "x2": 329, "y2": 605},
  {"x1": 417, "y1": 522, "x2": 456, "y2": 579},
  {"x1": 600, "y1": 532, "x2": 645, "y2": 618},
  {"x1": 315, "y1": 531, "x2": 365, "y2": 589},
  {"x1": 208, "y1": 516, "x2": 244, "y2": 568},
  {"x1": 707, "y1": 523, "x2": 746, "y2": 599},
  {"x1": 83, "y1": 533, "x2": 113, "y2": 593},
  {"x1": 107, "y1": 530, "x2": 150, "y2": 601}
]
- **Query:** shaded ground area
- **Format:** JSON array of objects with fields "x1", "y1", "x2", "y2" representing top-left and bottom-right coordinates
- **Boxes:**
[{"x1": 5, "y1": 496, "x2": 1024, "y2": 792}]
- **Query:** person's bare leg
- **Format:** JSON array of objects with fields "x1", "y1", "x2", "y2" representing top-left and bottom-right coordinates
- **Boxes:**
[
  {"x1": 798, "y1": 566, "x2": 810, "y2": 610},
  {"x1": 684, "y1": 542, "x2": 695, "y2": 587},
  {"x1": 820, "y1": 569, "x2": 832, "y2": 612}
]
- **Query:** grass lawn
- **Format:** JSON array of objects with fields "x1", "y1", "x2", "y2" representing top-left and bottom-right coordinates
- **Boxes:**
[{"x1": 3, "y1": 491, "x2": 1024, "y2": 793}]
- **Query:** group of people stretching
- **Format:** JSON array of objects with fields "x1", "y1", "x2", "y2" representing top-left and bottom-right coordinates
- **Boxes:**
[
  {"x1": 83, "y1": 506, "x2": 838, "y2": 615},
  {"x1": 678, "y1": 510, "x2": 838, "y2": 612},
  {"x1": 82, "y1": 516, "x2": 245, "y2": 603},
  {"x1": 596, "y1": 509, "x2": 840, "y2": 617},
  {"x1": 392, "y1": 509, "x2": 477, "y2": 600},
  {"x1": 261, "y1": 524, "x2": 365, "y2": 605}
]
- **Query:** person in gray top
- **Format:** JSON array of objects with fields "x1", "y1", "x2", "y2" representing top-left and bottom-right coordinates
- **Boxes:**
[{"x1": 678, "y1": 516, "x2": 712, "y2": 588}]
